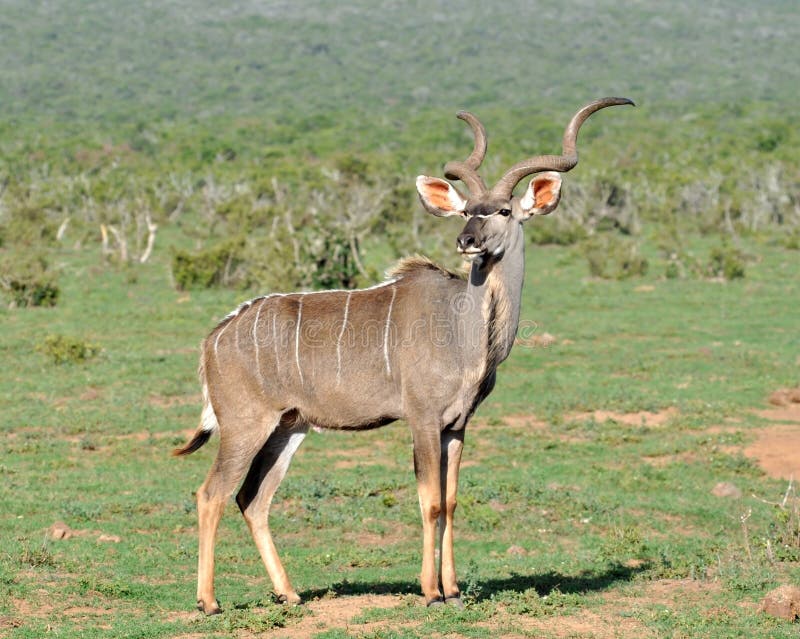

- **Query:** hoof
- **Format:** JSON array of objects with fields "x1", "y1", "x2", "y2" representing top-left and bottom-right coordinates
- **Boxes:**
[
  {"x1": 445, "y1": 596, "x2": 464, "y2": 609},
  {"x1": 197, "y1": 599, "x2": 222, "y2": 615},
  {"x1": 426, "y1": 597, "x2": 445, "y2": 607},
  {"x1": 275, "y1": 592, "x2": 302, "y2": 606}
]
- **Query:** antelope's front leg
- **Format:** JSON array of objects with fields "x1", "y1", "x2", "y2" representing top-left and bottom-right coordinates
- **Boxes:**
[
  {"x1": 439, "y1": 428, "x2": 465, "y2": 607},
  {"x1": 412, "y1": 428, "x2": 443, "y2": 605}
]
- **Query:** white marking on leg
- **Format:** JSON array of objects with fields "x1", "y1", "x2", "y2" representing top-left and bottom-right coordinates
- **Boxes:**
[
  {"x1": 295, "y1": 297, "x2": 304, "y2": 386},
  {"x1": 383, "y1": 285, "x2": 396, "y2": 376},
  {"x1": 336, "y1": 292, "x2": 352, "y2": 385},
  {"x1": 269, "y1": 428, "x2": 308, "y2": 495}
]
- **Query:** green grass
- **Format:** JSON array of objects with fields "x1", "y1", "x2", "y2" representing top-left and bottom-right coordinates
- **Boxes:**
[
  {"x1": 2, "y1": 1, "x2": 800, "y2": 636},
  {"x1": 2, "y1": 233, "x2": 799, "y2": 637}
]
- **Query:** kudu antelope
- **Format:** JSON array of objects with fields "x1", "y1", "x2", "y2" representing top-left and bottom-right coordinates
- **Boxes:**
[{"x1": 174, "y1": 97, "x2": 634, "y2": 613}]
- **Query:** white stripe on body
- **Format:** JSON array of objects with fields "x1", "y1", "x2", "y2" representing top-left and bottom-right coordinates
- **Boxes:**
[
  {"x1": 336, "y1": 291, "x2": 352, "y2": 385},
  {"x1": 383, "y1": 285, "x2": 396, "y2": 376},
  {"x1": 272, "y1": 308, "x2": 281, "y2": 377},
  {"x1": 295, "y1": 297, "x2": 304, "y2": 385},
  {"x1": 252, "y1": 297, "x2": 267, "y2": 386}
]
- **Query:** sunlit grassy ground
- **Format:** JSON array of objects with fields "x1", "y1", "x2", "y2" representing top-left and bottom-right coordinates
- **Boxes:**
[{"x1": 2, "y1": 234, "x2": 798, "y2": 638}]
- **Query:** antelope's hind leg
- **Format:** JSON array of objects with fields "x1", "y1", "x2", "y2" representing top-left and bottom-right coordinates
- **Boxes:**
[
  {"x1": 195, "y1": 410, "x2": 283, "y2": 615},
  {"x1": 236, "y1": 417, "x2": 309, "y2": 605}
]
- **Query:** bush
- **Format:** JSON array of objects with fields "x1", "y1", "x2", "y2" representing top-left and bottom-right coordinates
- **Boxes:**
[
  {"x1": 0, "y1": 254, "x2": 60, "y2": 307},
  {"x1": 580, "y1": 234, "x2": 648, "y2": 280},
  {"x1": 0, "y1": 204, "x2": 58, "y2": 248},
  {"x1": 780, "y1": 229, "x2": 800, "y2": 251},
  {"x1": 37, "y1": 334, "x2": 100, "y2": 365},
  {"x1": 708, "y1": 244, "x2": 746, "y2": 280},
  {"x1": 170, "y1": 238, "x2": 245, "y2": 290}
]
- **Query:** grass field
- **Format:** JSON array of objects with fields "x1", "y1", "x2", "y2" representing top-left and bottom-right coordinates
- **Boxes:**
[
  {"x1": 2, "y1": 0, "x2": 800, "y2": 636},
  {"x1": 2, "y1": 230, "x2": 799, "y2": 638}
]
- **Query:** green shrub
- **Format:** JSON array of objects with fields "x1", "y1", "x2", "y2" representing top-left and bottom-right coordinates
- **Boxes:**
[
  {"x1": 707, "y1": 244, "x2": 746, "y2": 280},
  {"x1": 170, "y1": 238, "x2": 245, "y2": 290},
  {"x1": 37, "y1": 334, "x2": 100, "y2": 365},
  {"x1": 780, "y1": 229, "x2": 800, "y2": 250},
  {"x1": 663, "y1": 250, "x2": 705, "y2": 280},
  {"x1": 0, "y1": 204, "x2": 58, "y2": 248},
  {"x1": 243, "y1": 225, "x2": 362, "y2": 292},
  {"x1": 0, "y1": 254, "x2": 60, "y2": 307},
  {"x1": 580, "y1": 234, "x2": 648, "y2": 280}
]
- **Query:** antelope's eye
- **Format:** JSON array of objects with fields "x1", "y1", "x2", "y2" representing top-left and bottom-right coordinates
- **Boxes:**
[{"x1": 498, "y1": 208, "x2": 511, "y2": 217}]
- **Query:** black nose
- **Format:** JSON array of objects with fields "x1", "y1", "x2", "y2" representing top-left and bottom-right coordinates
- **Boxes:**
[{"x1": 457, "y1": 233, "x2": 476, "y2": 251}]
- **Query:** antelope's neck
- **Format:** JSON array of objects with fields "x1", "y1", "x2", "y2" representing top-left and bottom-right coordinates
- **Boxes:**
[{"x1": 465, "y1": 223, "x2": 525, "y2": 368}]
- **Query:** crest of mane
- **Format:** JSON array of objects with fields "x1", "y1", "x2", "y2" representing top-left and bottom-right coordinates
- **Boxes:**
[{"x1": 387, "y1": 255, "x2": 466, "y2": 281}]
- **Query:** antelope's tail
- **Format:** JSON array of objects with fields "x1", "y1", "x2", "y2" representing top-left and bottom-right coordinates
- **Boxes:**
[{"x1": 172, "y1": 357, "x2": 219, "y2": 457}]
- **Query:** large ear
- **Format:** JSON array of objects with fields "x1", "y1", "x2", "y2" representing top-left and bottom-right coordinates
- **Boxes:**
[
  {"x1": 416, "y1": 176, "x2": 467, "y2": 217},
  {"x1": 519, "y1": 171, "x2": 562, "y2": 218}
]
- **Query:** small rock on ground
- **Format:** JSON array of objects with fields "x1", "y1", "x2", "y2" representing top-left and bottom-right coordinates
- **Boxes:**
[{"x1": 711, "y1": 482, "x2": 742, "y2": 498}]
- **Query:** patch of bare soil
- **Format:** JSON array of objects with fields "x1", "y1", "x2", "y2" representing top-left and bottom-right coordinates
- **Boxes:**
[
  {"x1": 518, "y1": 608, "x2": 654, "y2": 639},
  {"x1": 568, "y1": 407, "x2": 678, "y2": 427},
  {"x1": 735, "y1": 387, "x2": 800, "y2": 480},
  {"x1": 267, "y1": 594, "x2": 405, "y2": 639},
  {"x1": 754, "y1": 386, "x2": 800, "y2": 423},
  {"x1": 512, "y1": 579, "x2": 721, "y2": 639},
  {"x1": 743, "y1": 424, "x2": 800, "y2": 480},
  {"x1": 499, "y1": 414, "x2": 550, "y2": 430},
  {"x1": 515, "y1": 332, "x2": 558, "y2": 348},
  {"x1": 48, "y1": 521, "x2": 122, "y2": 543},
  {"x1": 12, "y1": 596, "x2": 54, "y2": 619}
]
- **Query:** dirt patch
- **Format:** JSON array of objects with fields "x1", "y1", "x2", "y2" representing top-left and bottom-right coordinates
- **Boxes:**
[
  {"x1": 267, "y1": 594, "x2": 405, "y2": 639},
  {"x1": 473, "y1": 579, "x2": 720, "y2": 639},
  {"x1": 165, "y1": 610, "x2": 201, "y2": 624},
  {"x1": 519, "y1": 608, "x2": 655, "y2": 639},
  {"x1": 768, "y1": 387, "x2": 800, "y2": 406},
  {"x1": 520, "y1": 579, "x2": 719, "y2": 639},
  {"x1": 12, "y1": 596, "x2": 54, "y2": 619},
  {"x1": 0, "y1": 616, "x2": 23, "y2": 629},
  {"x1": 743, "y1": 424, "x2": 800, "y2": 480},
  {"x1": 79, "y1": 387, "x2": 104, "y2": 401},
  {"x1": 754, "y1": 406, "x2": 800, "y2": 423},
  {"x1": 48, "y1": 521, "x2": 122, "y2": 544},
  {"x1": 515, "y1": 332, "x2": 558, "y2": 348},
  {"x1": 499, "y1": 414, "x2": 550, "y2": 430},
  {"x1": 755, "y1": 387, "x2": 800, "y2": 423},
  {"x1": 568, "y1": 407, "x2": 678, "y2": 427},
  {"x1": 759, "y1": 584, "x2": 800, "y2": 621}
]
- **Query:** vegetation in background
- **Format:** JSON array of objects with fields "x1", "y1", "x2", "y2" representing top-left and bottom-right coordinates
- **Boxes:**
[
  {"x1": 2, "y1": 1, "x2": 800, "y2": 636},
  {"x1": 0, "y1": 253, "x2": 60, "y2": 307},
  {"x1": 36, "y1": 334, "x2": 100, "y2": 365}
]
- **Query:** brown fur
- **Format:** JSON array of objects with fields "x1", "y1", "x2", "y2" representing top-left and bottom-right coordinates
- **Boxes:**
[{"x1": 388, "y1": 254, "x2": 465, "y2": 280}]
